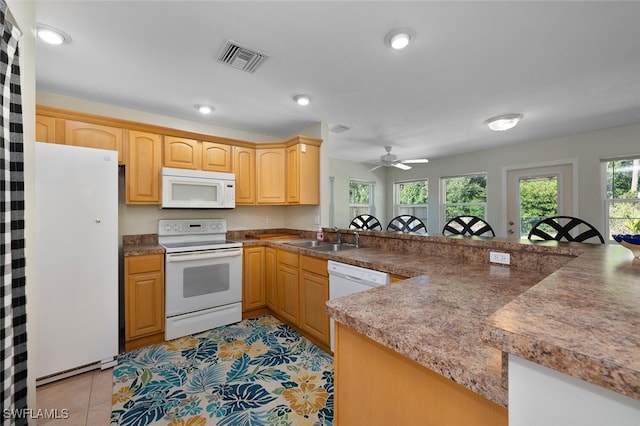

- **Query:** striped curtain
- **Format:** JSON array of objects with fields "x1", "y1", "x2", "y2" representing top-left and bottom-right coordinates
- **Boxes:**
[{"x1": 0, "y1": 0, "x2": 26, "y2": 421}]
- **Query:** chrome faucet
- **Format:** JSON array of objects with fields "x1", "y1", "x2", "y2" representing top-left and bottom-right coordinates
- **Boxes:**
[
  {"x1": 334, "y1": 227, "x2": 342, "y2": 244},
  {"x1": 354, "y1": 231, "x2": 360, "y2": 248}
]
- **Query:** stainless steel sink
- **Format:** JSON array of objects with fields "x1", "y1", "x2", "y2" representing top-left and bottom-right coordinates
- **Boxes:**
[
  {"x1": 311, "y1": 243, "x2": 358, "y2": 252},
  {"x1": 285, "y1": 240, "x2": 358, "y2": 252},
  {"x1": 285, "y1": 240, "x2": 329, "y2": 248}
]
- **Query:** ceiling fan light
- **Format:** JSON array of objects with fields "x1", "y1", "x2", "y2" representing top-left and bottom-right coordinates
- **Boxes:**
[
  {"x1": 196, "y1": 105, "x2": 213, "y2": 114},
  {"x1": 484, "y1": 113, "x2": 523, "y2": 131},
  {"x1": 293, "y1": 94, "x2": 310, "y2": 106},
  {"x1": 384, "y1": 28, "x2": 415, "y2": 50}
]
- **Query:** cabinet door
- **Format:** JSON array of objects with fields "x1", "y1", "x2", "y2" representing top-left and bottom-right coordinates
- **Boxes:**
[
  {"x1": 265, "y1": 247, "x2": 277, "y2": 310},
  {"x1": 126, "y1": 130, "x2": 162, "y2": 204},
  {"x1": 202, "y1": 142, "x2": 232, "y2": 172},
  {"x1": 286, "y1": 145, "x2": 300, "y2": 203},
  {"x1": 65, "y1": 120, "x2": 123, "y2": 163},
  {"x1": 125, "y1": 255, "x2": 164, "y2": 341},
  {"x1": 233, "y1": 146, "x2": 256, "y2": 205},
  {"x1": 256, "y1": 148, "x2": 286, "y2": 204},
  {"x1": 35, "y1": 115, "x2": 57, "y2": 143},
  {"x1": 243, "y1": 247, "x2": 266, "y2": 311},
  {"x1": 299, "y1": 270, "x2": 330, "y2": 345},
  {"x1": 276, "y1": 263, "x2": 299, "y2": 325},
  {"x1": 164, "y1": 136, "x2": 200, "y2": 169}
]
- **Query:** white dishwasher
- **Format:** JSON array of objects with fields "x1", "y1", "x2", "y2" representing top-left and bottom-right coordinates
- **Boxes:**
[{"x1": 328, "y1": 260, "x2": 390, "y2": 351}]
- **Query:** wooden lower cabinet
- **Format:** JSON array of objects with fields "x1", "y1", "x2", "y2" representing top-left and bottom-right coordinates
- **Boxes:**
[
  {"x1": 276, "y1": 260, "x2": 299, "y2": 324},
  {"x1": 299, "y1": 255, "x2": 330, "y2": 345},
  {"x1": 390, "y1": 274, "x2": 409, "y2": 283},
  {"x1": 265, "y1": 247, "x2": 277, "y2": 310},
  {"x1": 242, "y1": 247, "x2": 266, "y2": 312},
  {"x1": 125, "y1": 254, "x2": 165, "y2": 351},
  {"x1": 334, "y1": 323, "x2": 507, "y2": 426}
]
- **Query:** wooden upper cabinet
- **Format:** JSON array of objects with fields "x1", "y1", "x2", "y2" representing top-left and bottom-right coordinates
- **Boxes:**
[
  {"x1": 164, "y1": 136, "x2": 200, "y2": 170},
  {"x1": 35, "y1": 115, "x2": 60, "y2": 143},
  {"x1": 202, "y1": 142, "x2": 232, "y2": 172},
  {"x1": 126, "y1": 130, "x2": 162, "y2": 204},
  {"x1": 233, "y1": 146, "x2": 256, "y2": 204},
  {"x1": 256, "y1": 147, "x2": 286, "y2": 204},
  {"x1": 65, "y1": 120, "x2": 124, "y2": 163},
  {"x1": 286, "y1": 137, "x2": 320, "y2": 205}
]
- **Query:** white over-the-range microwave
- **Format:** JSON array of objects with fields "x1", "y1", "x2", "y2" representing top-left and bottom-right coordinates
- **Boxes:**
[{"x1": 161, "y1": 167, "x2": 235, "y2": 209}]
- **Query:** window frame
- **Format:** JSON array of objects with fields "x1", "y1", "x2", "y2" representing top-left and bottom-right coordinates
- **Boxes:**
[
  {"x1": 602, "y1": 156, "x2": 640, "y2": 241},
  {"x1": 440, "y1": 172, "x2": 488, "y2": 224},
  {"x1": 348, "y1": 179, "x2": 376, "y2": 219},
  {"x1": 393, "y1": 179, "x2": 429, "y2": 224}
]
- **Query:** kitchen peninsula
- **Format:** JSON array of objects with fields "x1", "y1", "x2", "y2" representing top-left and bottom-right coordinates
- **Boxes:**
[{"x1": 307, "y1": 231, "x2": 639, "y2": 425}]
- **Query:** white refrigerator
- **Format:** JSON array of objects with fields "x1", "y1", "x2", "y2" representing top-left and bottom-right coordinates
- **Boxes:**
[{"x1": 34, "y1": 142, "x2": 118, "y2": 380}]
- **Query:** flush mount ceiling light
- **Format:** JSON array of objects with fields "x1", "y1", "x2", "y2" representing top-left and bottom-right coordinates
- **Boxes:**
[
  {"x1": 384, "y1": 28, "x2": 415, "y2": 50},
  {"x1": 484, "y1": 113, "x2": 523, "y2": 131},
  {"x1": 195, "y1": 105, "x2": 213, "y2": 114},
  {"x1": 293, "y1": 95, "x2": 310, "y2": 106},
  {"x1": 36, "y1": 24, "x2": 72, "y2": 45}
]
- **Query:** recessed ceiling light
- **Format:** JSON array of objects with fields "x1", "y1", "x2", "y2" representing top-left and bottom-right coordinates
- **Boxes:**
[
  {"x1": 293, "y1": 95, "x2": 310, "y2": 106},
  {"x1": 484, "y1": 114, "x2": 523, "y2": 131},
  {"x1": 36, "y1": 24, "x2": 71, "y2": 45},
  {"x1": 196, "y1": 105, "x2": 213, "y2": 114},
  {"x1": 384, "y1": 28, "x2": 415, "y2": 50}
]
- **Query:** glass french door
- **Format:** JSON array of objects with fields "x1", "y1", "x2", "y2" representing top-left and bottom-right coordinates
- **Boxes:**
[{"x1": 506, "y1": 164, "x2": 573, "y2": 238}]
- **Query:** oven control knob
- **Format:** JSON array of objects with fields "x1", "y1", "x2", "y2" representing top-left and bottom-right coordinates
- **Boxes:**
[
  {"x1": 164, "y1": 224, "x2": 171, "y2": 232},
  {"x1": 173, "y1": 225, "x2": 180, "y2": 232}
]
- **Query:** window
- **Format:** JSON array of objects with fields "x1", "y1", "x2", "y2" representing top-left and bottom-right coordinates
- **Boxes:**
[
  {"x1": 604, "y1": 157, "x2": 640, "y2": 239},
  {"x1": 349, "y1": 179, "x2": 375, "y2": 218},
  {"x1": 441, "y1": 173, "x2": 487, "y2": 222},
  {"x1": 394, "y1": 180, "x2": 428, "y2": 224}
]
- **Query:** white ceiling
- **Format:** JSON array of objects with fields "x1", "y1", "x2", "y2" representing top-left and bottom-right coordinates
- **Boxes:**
[{"x1": 35, "y1": 1, "x2": 640, "y2": 165}]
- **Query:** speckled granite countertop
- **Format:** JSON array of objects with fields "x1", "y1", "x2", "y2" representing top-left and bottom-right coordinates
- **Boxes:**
[
  {"x1": 483, "y1": 244, "x2": 640, "y2": 402},
  {"x1": 324, "y1": 249, "x2": 548, "y2": 407},
  {"x1": 319, "y1": 241, "x2": 639, "y2": 407},
  {"x1": 123, "y1": 234, "x2": 164, "y2": 256}
]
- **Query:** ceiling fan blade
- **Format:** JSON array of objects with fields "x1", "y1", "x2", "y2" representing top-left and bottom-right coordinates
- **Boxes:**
[
  {"x1": 368, "y1": 165, "x2": 383, "y2": 171},
  {"x1": 393, "y1": 163, "x2": 412, "y2": 170},
  {"x1": 401, "y1": 158, "x2": 429, "y2": 164}
]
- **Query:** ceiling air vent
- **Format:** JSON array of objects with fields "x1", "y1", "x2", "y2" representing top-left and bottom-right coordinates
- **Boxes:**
[{"x1": 217, "y1": 40, "x2": 268, "y2": 73}]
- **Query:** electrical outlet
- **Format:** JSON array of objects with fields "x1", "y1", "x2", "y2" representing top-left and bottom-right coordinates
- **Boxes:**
[
  {"x1": 490, "y1": 251, "x2": 511, "y2": 265},
  {"x1": 266, "y1": 216, "x2": 271, "y2": 224}
]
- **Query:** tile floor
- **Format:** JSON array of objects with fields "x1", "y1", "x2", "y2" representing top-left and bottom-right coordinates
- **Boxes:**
[{"x1": 36, "y1": 368, "x2": 112, "y2": 425}]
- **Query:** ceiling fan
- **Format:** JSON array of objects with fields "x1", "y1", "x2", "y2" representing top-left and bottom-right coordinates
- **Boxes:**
[{"x1": 368, "y1": 146, "x2": 429, "y2": 171}]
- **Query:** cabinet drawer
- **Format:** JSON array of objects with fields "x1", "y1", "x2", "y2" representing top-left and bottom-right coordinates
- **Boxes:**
[
  {"x1": 300, "y1": 255, "x2": 328, "y2": 276},
  {"x1": 126, "y1": 254, "x2": 163, "y2": 274},
  {"x1": 277, "y1": 249, "x2": 299, "y2": 267}
]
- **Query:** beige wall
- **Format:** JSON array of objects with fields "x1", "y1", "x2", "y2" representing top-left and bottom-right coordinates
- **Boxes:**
[{"x1": 329, "y1": 158, "x2": 388, "y2": 228}]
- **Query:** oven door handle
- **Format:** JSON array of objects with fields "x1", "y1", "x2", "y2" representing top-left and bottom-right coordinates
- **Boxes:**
[{"x1": 166, "y1": 248, "x2": 242, "y2": 262}]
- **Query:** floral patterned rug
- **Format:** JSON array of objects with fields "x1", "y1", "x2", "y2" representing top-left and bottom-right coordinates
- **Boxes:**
[{"x1": 111, "y1": 315, "x2": 334, "y2": 425}]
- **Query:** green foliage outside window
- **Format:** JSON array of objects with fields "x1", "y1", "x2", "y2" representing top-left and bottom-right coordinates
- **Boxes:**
[
  {"x1": 349, "y1": 181, "x2": 370, "y2": 204},
  {"x1": 396, "y1": 180, "x2": 428, "y2": 223},
  {"x1": 606, "y1": 159, "x2": 640, "y2": 235},
  {"x1": 519, "y1": 178, "x2": 558, "y2": 236},
  {"x1": 443, "y1": 175, "x2": 487, "y2": 220},
  {"x1": 398, "y1": 181, "x2": 428, "y2": 204}
]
